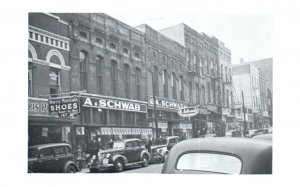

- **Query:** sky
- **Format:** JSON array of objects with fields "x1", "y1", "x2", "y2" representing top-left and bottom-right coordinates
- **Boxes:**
[{"x1": 110, "y1": 13, "x2": 272, "y2": 65}]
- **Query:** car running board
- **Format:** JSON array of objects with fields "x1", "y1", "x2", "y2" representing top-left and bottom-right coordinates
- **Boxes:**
[{"x1": 125, "y1": 161, "x2": 145, "y2": 166}]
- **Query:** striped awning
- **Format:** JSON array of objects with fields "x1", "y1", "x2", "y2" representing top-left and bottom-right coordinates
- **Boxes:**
[
  {"x1": 141, "y1": 128, "x2": 153, "y2": 135},
  {"x1": 101, "y1": 127, "x2": 112, "y2": 135},
  {"x1": 132, "y1": 128, "x2": 141, "y2": 135}
]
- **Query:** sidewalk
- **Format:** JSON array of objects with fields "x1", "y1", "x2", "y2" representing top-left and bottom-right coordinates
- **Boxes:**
[{"x1": 78, "y1": 168, "x2": 89, "y2": 173}]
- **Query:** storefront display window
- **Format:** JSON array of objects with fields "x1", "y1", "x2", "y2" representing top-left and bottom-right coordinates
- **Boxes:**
[
  {"x1": 109, "y1": 110, "x2": 122, "y2": 126},
  {"x1": 92, "y1": 108, "x2": 107, "y2": 125},
  {"x1": 123, "y1": 111, "x2": 135, "y2": 126},
  {"x1": 136, "y1": 113, "x2": 146, "y2": 126},
  {"x1": 28, "y1": 125, "x2": 72, "y2": 146}
]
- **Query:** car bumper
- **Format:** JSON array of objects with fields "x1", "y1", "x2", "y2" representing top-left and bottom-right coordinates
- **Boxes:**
[{"x1": 88, "y1": 163, "x2": 114, "y2": 171}]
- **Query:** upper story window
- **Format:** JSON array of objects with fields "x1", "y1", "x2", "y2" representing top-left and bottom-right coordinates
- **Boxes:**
[
  {"x1": 111, "y1": 60, "x2": 118, "y2": 96},
  {"x1": 123, "y1": 48, "x2": 129, "y2": 55},
  {"x1": 152, "y1": 51, "x2": 157, "y2": 58},
  {"x1": 134, "y1": 52, "x2": 140, "y2": 59},
  {"x1": 79, "y1": 50, "x2": 88, "y2": 91},
  {"x1": 96, "y1": 37, "x2": 103, "y2": 45},
  {"x1": 124, "y1": 64, "x2": 130, "y2": 98},
  {"x1": 49, "y1": 68, "x2": 61, "y2": 96},
  {"x1": 153, "y1": 66, "x2": 159, "y2": 97},
  {"x1": 172, "y1": 72, "x2": 177, "y2": 100},
  {"x1": 28, "y1": 62, "x2": 33, "y2": 97},
  {"x1": 135, "y1": 67, "x2": 142, "y2": 100},
  {"x1": 163, "y1": 69, "x2": 168, "y2": 98},
  {"x1": 109, "y1": 42, "x2": 117, "y2": 50},
  {"x1": 96, "y1": 55, "x2": 104, "y2": 94},
  {"x1": 189, "y1": 81, "x2": 193, "y2": 103},
  {"x1": 179, "y1": 75, "x2": 184, "y2": 101},
  {"x1": 79, "y1": 31, "x2": 87, "y2": 39}
]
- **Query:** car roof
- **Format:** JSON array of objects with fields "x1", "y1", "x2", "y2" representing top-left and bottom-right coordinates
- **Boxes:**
[
  {"x1": 162, "y1": 137, "x2": 272, "y2": 174},
  {"x1": 114, "y1": 138, "x2": 142, "y2": 142},
  {"x1": 29, "y1": 143, "x2": 71, "y2": 150},
  {"x1": 156, "y1": 136, "x2": 179, "y2": 140}
]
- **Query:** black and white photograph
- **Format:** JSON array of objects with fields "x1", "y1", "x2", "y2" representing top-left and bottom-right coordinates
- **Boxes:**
[
  {"x1": 27, "y1": 12, "x2": 273, "y2": 174},
  {"x1": 1, "y1": 0, "x2": 300, "y2": 186}
]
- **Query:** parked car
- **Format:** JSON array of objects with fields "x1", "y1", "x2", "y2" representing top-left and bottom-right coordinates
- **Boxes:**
[
  {"x1": 87, "y1": 138, "x2": 150, "y2": 172},
  {"x1": 28, "y1": 143, "x2": 80, "y2": 173},
  {"x1": 150, "y1": 136, "x2": 180, "y2": 162},
  {"x1": 232, "y1": 130, "x2": 242, "y2": 137},
  {"x1": 252, "y1": 133, "x2": 272, "y2": 141},
  {"x1": 162, "y1": 137, "x2": 272, "y2": 174}
]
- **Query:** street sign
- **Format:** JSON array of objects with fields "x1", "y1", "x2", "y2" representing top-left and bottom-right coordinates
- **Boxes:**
[{"x1": 178, "y1": 106, "x2": 199, "y2": 117}]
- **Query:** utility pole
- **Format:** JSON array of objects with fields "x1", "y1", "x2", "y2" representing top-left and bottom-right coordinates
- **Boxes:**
[
  {"x1": 242, "y1": 91, "x2": 246, "y2": 138},
  {"x1": 151, "y1": 69, "x2": 159, "y2": 138}
]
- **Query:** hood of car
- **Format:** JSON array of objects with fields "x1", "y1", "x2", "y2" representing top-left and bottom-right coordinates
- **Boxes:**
[
  {"x1": 151, "y1": 145, "x2": 167, "y2": 150},
  {"x1": 99, "y1": 148, "x2": 124, "y2": 154}
]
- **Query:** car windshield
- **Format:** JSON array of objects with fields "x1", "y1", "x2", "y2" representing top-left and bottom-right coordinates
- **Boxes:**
[
  {"x1": 28, "y1": 148, "x2": 38, "y2": 159},
  {"x1": 176, "y1": 153, "x2": 242, "y2": 174},
  {"x1": 112, "y1": 141, "x2": 125, "y2": 149},
  {"x1": 153, "y1": 138, "x2": 167, "y2": 145}
]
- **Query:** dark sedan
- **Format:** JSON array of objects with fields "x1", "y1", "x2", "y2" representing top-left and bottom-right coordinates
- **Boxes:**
[{"x1": 162, "y1": 137, "x2": 272, "y2": 174}]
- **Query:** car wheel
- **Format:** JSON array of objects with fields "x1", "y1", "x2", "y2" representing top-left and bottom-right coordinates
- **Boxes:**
[
  {"x1": 113, "y1": 159, "x2": 124, "y2": 172},
  {"x1": 141, "y1": 155, "x2": 149, "y2": 167},
  {"x1": 65, "y1": 165, "x2": 77, "y2": 173}
]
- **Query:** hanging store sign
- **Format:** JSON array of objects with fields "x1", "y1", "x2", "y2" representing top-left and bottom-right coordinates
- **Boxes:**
[
  {"x1": 28, "y1": 98, "x2": 48, "y2": 116},
  {"x1": 49, "y1": 96, "x2": 79, "y2": 117},
  {"x1": 178, "y1": 106, "x2": 199, "y2": 117},
  {"x1": 148, "y1": 96, "x2": 187, "y2": 111},
  {"x1": 82, "y1": 96, "x2": 147, "y2": 113}
]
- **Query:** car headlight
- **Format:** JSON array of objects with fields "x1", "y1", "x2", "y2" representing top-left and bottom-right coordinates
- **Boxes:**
[
  {"x1": 158, "y1": 149, "x2": 163, "y2": 154},
  {"x1": 92, "y1": 155, "x2": 96, "y2": 159},
  {"x1": 106, "y1": 154, "x2": 111, "y2": 159}
]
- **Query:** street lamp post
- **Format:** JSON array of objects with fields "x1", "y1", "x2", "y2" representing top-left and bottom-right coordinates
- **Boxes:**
[{"x1": 242, "y1": 91, "x2": 246, "y2": 138}]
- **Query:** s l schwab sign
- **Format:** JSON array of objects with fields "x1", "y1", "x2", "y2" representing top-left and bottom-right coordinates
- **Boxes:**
[
  {"x1": 49, "y1": 96, "x2": 79, "y2": 117},
  {"x1": 82, "y1": 96, "x2": 147, "y2": 113},
  {"x1": 178, "y1": 106, "x2": 200, "y2": 117}
]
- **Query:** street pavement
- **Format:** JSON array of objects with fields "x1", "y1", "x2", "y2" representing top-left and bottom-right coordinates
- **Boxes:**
[
  {"x1": 79, "y1": 163, "x2": 163, "y2": 173},
  {"x1": 122, "y1": 163, "x2": 163, "y2": 173}
]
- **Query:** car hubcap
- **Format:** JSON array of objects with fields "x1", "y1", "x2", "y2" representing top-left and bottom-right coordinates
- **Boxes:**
[{"x1": 117, "y1": 162, "x2": 122, "y2": 170}]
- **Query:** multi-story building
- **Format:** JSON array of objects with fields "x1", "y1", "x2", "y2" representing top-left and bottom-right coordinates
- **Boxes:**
[
  {"x1": 232, "y1": 60, "x2": 261, "y2": 129},
  {"x1": 160, "y1": 24, "x2": 233, "y2": 137},
  {"x1": 135, "y1": 24, "x2": 193, "y2": 139},
  {"x1": 54, "y1": 13, "x2": 153, "y2": 158},
  {"x1": 28, "y1": 13, "x2": 74, "y2": 147},
  {"x1": 247, "y1": 58, "x2": 273, "y2": 127},
  {"x1": 29, "y1": 14, "x2": 236, "y2": 164}
]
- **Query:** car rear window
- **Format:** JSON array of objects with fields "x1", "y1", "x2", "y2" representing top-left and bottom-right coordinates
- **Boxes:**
[
  {"x1": 176, "y1": 153, "x2": 242, "y2": 174},
  {"x1": 40, "y1": 148, "x2": 54, "y2": 158},
  {"x1": 54, "y1": 147, "x2": 65, "y2": 156}
]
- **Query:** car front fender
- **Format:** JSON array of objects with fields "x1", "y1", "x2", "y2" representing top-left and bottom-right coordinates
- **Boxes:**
[
  {"x1": 63, "y1": 161, "x2": 80, "y2": 172},
  {"x1": 112, "y1": 155, "x2": 128, "y2": 164},
  {"x1": 140, "y1": 150, "x2": 150, "y2": 160}
]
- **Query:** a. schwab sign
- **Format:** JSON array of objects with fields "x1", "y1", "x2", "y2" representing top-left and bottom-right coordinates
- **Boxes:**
[
  {"x1": 81, "y1": 96, "x2": 147, "y2": 113},
  {"x1": 148, "y1": 96, "x2": 187, "y2": 111}
]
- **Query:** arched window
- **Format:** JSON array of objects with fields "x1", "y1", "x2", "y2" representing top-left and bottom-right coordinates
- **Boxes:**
[
  {"x1": 179, "y1": 76, "x2": 184, "y2": 101},
  {"x1": 96, "y1": 38, "x2": 103, "y2": 45},
  {"x1": 124, "y1": 64, "x2": 130, "y2": 98},
  {"x1": 172, "y1": 72, "x2": 177, "y2": 100},
  {"x1": 202, "y1": 85, "x2": 206, "y2": 105},
  {"x1": 134, "y1": 52, "x2": 140, "y2": 59},
  {"x1": 79, "y1": 50, "x2": 88, "y2": 91},
  {"x1": 79, "y1": 31, "x2": 87, "y2": 39},
  {"x1": 110, "y1": 42, "x2": 117, "y2": 50},
  {"x1": 135, "y1": 67, "x2": 141, "y2": 100},
  {"x1": 163, "y1": 69, "x2": 168, "y2": 98},
  {"x1": 123, "y1": 48, "x2": 129, "y2": 55},
  {"x1": 96, "y1": 56, "x2": 104, "y2": 94}
]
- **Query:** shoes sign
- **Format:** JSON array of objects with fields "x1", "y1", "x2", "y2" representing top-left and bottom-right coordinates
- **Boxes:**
[{"x1": 49, "y1": 96, "x2": 80, "y2": 117}]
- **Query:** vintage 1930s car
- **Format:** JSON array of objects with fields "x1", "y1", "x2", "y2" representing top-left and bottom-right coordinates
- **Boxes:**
[
  {"x1": 28, "y1": 143, "x2": 80, "y2": 173},
  {"x1": 150, "y1": 136, "x2": 180, "y2": 162},
  {"x1": 162, "y1": 137, "x2": 272, "y2": 174},
  {"x1": 88, "y1": 138, "x2": 150, "y2": 172}
]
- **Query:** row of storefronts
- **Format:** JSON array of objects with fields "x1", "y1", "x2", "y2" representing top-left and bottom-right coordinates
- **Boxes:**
[{"x1": 29, "y1": 94, "x2": 239, "y2": 159}]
